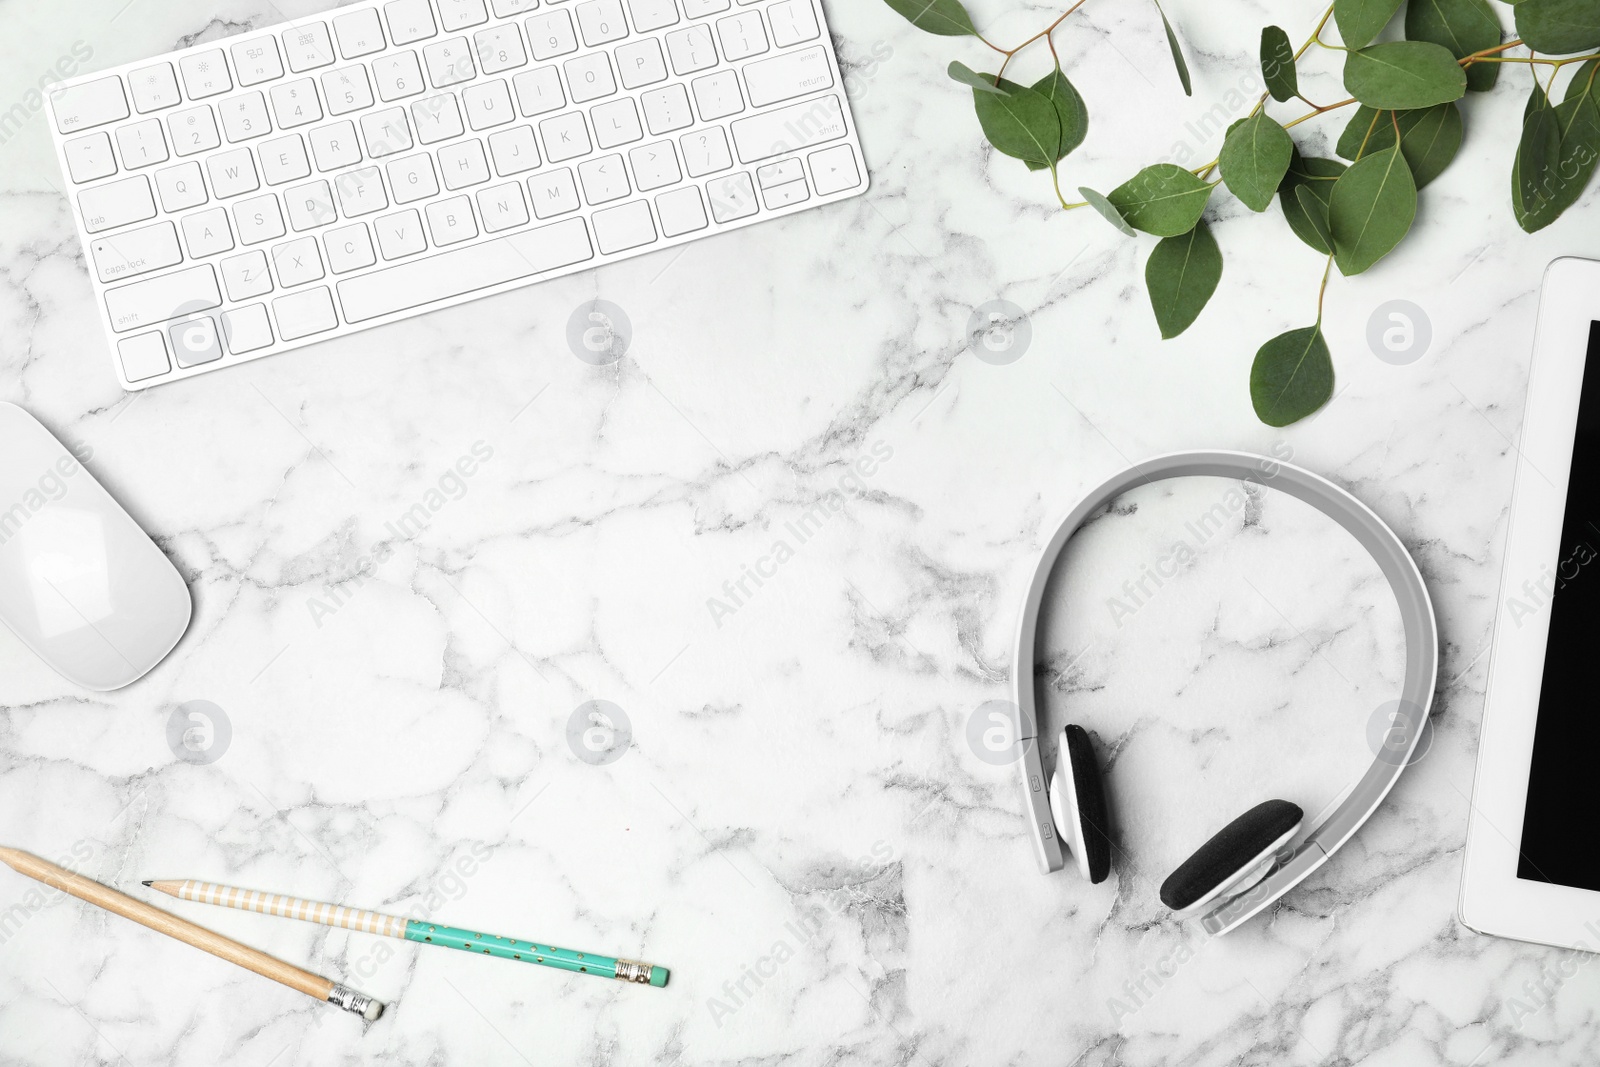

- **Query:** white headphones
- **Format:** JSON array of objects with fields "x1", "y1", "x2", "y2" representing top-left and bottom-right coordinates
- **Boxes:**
[{"x1": 1013, "y1": 451, "x2": 1439, "y2": 934}]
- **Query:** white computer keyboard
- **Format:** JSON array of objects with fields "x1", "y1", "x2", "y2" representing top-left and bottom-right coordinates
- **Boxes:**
[{"x1": 45, "y1": 0, "x2": 867, "y2": 390}]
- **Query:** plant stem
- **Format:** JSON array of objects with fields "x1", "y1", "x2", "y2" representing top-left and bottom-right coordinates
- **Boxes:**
[
  {"x1": 1316, "y1": 255, "x2": 1333, "y2": 325},
  {"x1": 1281, "y1": 96, "x2": 1356, "y2": 131},
  {"x1": 985, "y1": 0, "x2": 1091, "y2": 74},
  {"x1": 1466, "y1": 54, "x2": 1600, "y2": 66}
]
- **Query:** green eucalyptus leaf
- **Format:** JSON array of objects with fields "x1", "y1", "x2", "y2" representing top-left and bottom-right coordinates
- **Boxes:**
[
  {"x1": 971, "y1": 80, "x2": 1061, "y2": 166},
  {"x1": 1515, "y1": 83, "x2": 1561, "y2": 216},
  {"x1": 1261, "y1": 25, "x2": 1299, "y2": 102},
  {"x1": 1329, "y1": 144, "x2": 1418, "y2": 274},
  {"x1": 1154, "y1": 0, "x2": 1193, "y2": 95},
  {"x1": 1079, "y1": 186, "x2": 1136, "y2": 236},
  {"x1": 948, "y1": 60, "x2": 1005, "y2": 94},
  {"x1": 1334, "y1": 103, "x2": 1463, "y2": 186},
  {"x1": 1107, "y1": 164, "x2": 1214, "y2": 236},
  {"x1": 1514, "y1": 0, "x2": 1600, "y2": 54},
  {"x1": 882, "y1": 0, "x2": 979, "y2": 37},
  {"x1": 1279, "y1": 153, "x2": 1346, "y2": 254},
  {"x1": 1335, "y1": 0, "x2": 1404, "y2": 48},
  {"x1": 1024, "y1": 67, "x2": 1090, "y2": 171},
  {"x1": 1220, "y1": 111, "x2": 1295, "y2": 211},
  {"x1": 1344, "y1": 41, "x2": 1469, "y2": 108},
  {"x1": 1512, "y1": 66, "x2": 1600, "y2": 232},
  {"x1": 1145, "y1": 222, "x2": 1223, "y2": 338},
  {"x1": 1405, "y1": 0, "x2": 1503, "y2": 92},
  {"x1": 1251, "y1": 326, "x2": 1334, "y2": 427}
]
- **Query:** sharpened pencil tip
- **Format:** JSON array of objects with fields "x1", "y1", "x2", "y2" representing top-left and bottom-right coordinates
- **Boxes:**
[{"x1": 141, "y1": 880, "x2": 152, "y2": 887}]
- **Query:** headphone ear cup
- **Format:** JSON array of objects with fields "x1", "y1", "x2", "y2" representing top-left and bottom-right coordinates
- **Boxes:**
[
  {"x1": 1160, "y1": 799, "x2": 1303, "y2": 917},
  {"x1": 1048, "y1": 725, "x2": 1112, "y2": 884}
]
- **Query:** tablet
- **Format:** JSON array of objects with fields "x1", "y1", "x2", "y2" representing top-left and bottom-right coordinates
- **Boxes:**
[{"x1": 1461, "y1": 257, "x2": 1600, "y2": 951}]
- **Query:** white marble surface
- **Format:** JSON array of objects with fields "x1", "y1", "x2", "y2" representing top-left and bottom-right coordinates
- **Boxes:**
[{"x1": 2, "y1": 0, "x2": 1600, "y2": 1062}]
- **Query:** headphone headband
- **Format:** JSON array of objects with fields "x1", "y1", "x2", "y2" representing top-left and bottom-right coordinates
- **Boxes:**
[{"x1": 1012, "y1": 450, "x2": 1438, "y2": 934}]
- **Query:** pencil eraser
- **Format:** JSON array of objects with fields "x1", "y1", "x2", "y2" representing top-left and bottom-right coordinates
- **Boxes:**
[
  {"x1": 364, "y1": 1000, "x2": 385, "y2": 1022},
  {"x1": 650, "y1": 967, "x2": 669, "y2": 988}
]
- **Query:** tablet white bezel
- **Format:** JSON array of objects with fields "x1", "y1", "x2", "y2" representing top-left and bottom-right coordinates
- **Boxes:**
[{"x1": 1460, "y1": 257, "x2": 1600, "y2": 952}]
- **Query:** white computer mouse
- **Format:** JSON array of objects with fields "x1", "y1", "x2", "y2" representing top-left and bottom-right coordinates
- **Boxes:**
[{"x1": 0, "y1": 403, "x2": 190, "y2": 690}]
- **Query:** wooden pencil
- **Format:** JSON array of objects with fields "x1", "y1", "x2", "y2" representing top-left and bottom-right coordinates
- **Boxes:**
[{"x1": 0, "y1": 848, "x2": 383, "y2": 1020}]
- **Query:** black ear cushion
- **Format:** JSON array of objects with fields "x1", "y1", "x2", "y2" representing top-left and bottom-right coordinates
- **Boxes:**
[
  {"x1": 1159, "y1": 799, "x2": 1303, "y2": 911},
  {"x1": 1064, "y1": 725, "x2": 1112, "y2": 884}
]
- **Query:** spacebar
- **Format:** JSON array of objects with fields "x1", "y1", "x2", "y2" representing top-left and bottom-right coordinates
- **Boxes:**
[{"x1": 337, "y1": 218, "x2": 594, "y2": 323}]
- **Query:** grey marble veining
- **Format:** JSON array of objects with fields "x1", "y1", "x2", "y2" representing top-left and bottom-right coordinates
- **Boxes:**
[{"x1": 3, "y1": 0, "x2": 1600, "y2": 1063}]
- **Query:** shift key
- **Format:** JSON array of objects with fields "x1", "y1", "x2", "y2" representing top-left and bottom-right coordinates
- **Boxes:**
[
  {"x1": 742, "y1": 45, "x2": 833, "y2": 108},
  {"x1": 730, "y1": 94, "x2": 845, "y2": 163},
  {"x1": 104, "y1": 264, "x2": 221, "y2": 332}
]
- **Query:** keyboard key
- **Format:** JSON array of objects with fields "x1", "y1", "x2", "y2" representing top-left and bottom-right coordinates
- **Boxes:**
[
  {"x1": 492, "y1": 0, "x2": 541, "y2": 13},
  {"x1": 338, "y1": 217, "x2": 592, "y2": 321},
  {"x1": 90, "y1": 221, "x2": 182, "y2": 283},
  {"x1": 706, "y1": 171, "x2": 757, "y2": 222},
  {"x1": 525, "y1": 10, "x2": 578, "y2": 59},
  {"x1": 808, "y1": 143, "x2": 859, "y2": 194},
  {"x1": 691, "y1": 70, "x2": 743, "y2": 121},
  {"x1": 564, "y1": 53, "x2": 616, "y2": 103},
  {"x1": 413, "y1": 93, "x2": 466, "y2": 143},
  {"x1": 439, "y1": 0, "x2": 491, "y2": 30},
  {"x1": 476, "y1": 181, "x2": 530, "y2": 231},
  {"x1": 79, "y1": 175, "x2": 156, "y2": 233},
  {"x1": 324, "y1": 223, "x2": 377, "y2": 272},
  {"x1": 642, "y1": 84, "x2": 692, "y2": 134},
  {"x1": 323, "y1": 66, "x2": 375, "y2": 115},
  {"x1": 424, "y1": 37, "x2": 478, "y2": 87},
  {"x1": 221, "y1": 249, "x2": 274, "y2": 299},
  {"x1": 540, "y1": 112, "x2": 591, "y2": 162},
  {"x1": 680, "y1": 125, "x2": 731, "y2": 175},
  {"x1": 117, "y1": 118, "x2": 170, "y2": 167},
  {"x1": 179, "y1": 50, "x2": 232, "y2": 99},
  {"x1": 129, "y1": 65, "x2": 181, "y2": 114},
  {"x1": 464, "y1": 79, "x2": 515, "y2": 129},
  {"x1": 425, "y1": 195, "x2": 479, "y2": 244},
  {"x1": 118, "y1": 331, "x2": 170, "y2": 381},
  {"x1": 271, "y1": 236, "x2": 325, "y2": 285},
  {"x1": 489, "y1": 125, "x2": 540, "y2": 174},
  {"x1": 273, "y1": 286, "x2": 339, "y2": 339},
  {"x1": 271, "y1": 80, "x2": 324, "y2": 128},
  {"x1": 309, "y1": 122, "x2": 363, "y2": 171},
  {"x1": 155, "y1": 161, "x2": 207, "y2": 211},
  {"x1": 616, "y1": 39, "x2": 667, "y2": 89},
  {"x1": 577, "y1": 153, "x2": 629, "y2": 203},
  {"x1": 665, "y1": 25, "x2": 717, "y2": 76},
  {"x1": 512, "y1": 67, "x2": 565, "y2": 115},
  {"x1": 260, "y1": 133, "x2": 313, "y2": 185},
  {"x1": 64, "y1": 132, "x2": 117, "y2": 182},
  {"x1": 335, "y1": 8, "x2": 388, "y2": 58},
  {"x1": 438, "y1": 139, "x2": 491, "y2": 188},
  {"x1": 182, "y1": 206, "x2": 235, "y2": 256},
  {"x1": 235, "y1": 194, "x2": 286, "y2": 245},
  {"x1": 286, "y1": 179, "x2": 338, "y2": 230},
  {"x1": 104, "y1": 264, "x2": 221, "y2": 333},
  {"x1": 218, "y1": 94, "x2": 272, "y2": 143},
  {"x1": 207, "y1": 148, "x2": 261, "y2": 198},
  {"x1": 375, "y1": 208, "x2": 428, "y2": 258},
  {"x1": 759, "y1": 173, "x2": 808, "y2": 208},
  {"x1": 281, "y1": 22, "x2": 337, "y2": 71},
  {"x1": 334, "y1": 166, "x2": 390, "y2": 215},
  {"x1": 654, "y1": 184, "x2": 706, "y2": 236},
  {"x1": 730, "y1": 93, "x2": 844, "y2": 163},
  {"x1": 168, "y1": 106, "x2": 221, "y2": 157},
  {"x1": 528, "y1": 167, "x2": 580, "y2": 216},
  {"x1": 170, "y1": 314, "x2": 223, "y2": 366},
  {"x1": 387, "y1": 152, "x2": 440, "y2": 203},
  {"x1": 716, "y1": 11, "x2": 767, "y2": 60},
  {"x1": 576, "y1": 0, "x2": 629, "y2": 46},
  {"x1": 743, "y1": 44, "x2": 832, "y2": 108},
  {"x1": 385, "y1": 0, "x2": 439, "y2": 45},
  {"x1": 626, "y1": 0, "x2": 679, "y2": 32},
  {"x1": 222, "y1": 303, "x2": 274, "y2": 353},
  {"x1": 591, "y1": 199, "x2": 655, "y2": 253},
  {"x1": 51, "y1": 77, "x2": 130, "y2": 133},
  {"x1": 768, "y1": 0, "x2": 819, "y2": 46},
  {"x1": 682, "y1": 0, "x2": 730, "y2": 17},
  {"x1": 756, "y1": 157, "x2": 802, "y2": 188},
  {"x1": 591, "y1": 98, "x2": 642, "y2": 148},
  {"x1": 475, "y1": 25, "x2": 528, "y2": 73},
  {"x1": 373, "y1": 51, "x2": 427, "y2": 100},
  {"x1": 361, "y1": 108, "x2": 414, "y2": 156},
  {"x1": 628, "y1": 139, "x2": 680, "y2": 190},
  {"x1": 232, "y1": 37, "x2": 285, "y2": 86}
]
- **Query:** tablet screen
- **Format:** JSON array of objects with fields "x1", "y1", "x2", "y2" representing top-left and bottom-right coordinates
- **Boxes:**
[{"x1": 1519, "y1": 320, "x2": 1600, "y2": 890}]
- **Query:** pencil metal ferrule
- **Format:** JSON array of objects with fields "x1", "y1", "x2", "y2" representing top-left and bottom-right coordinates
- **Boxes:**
[
  {"x1": 613, "y1": 958, "x2": 655, "y2": 984},
  {"x1": 327, "y1": 983, "x2": 385, "y2": 1021}
]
